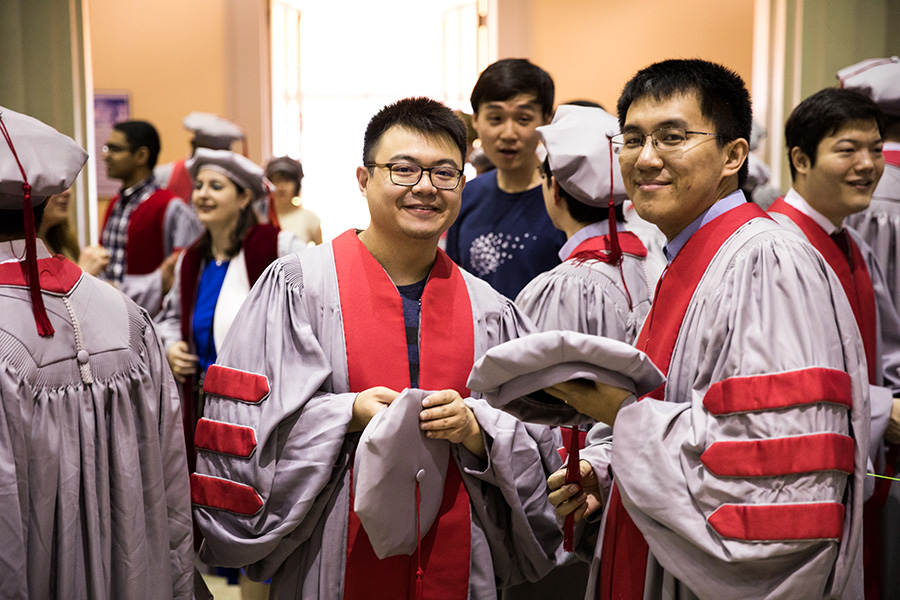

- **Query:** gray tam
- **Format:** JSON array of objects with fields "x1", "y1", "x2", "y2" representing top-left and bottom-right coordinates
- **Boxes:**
[
  {"x1": 0, "y1": 106, "x2": 88, "y2": 209},
  {"x1": 353, "y1": 388, "x2": 450, "y2": 559},
  {"x1": 467, "y1": 330, "x2": 665, "y2": 426},
  {"x1": 838, "y1": 57, "x2": 900, "y2": 116},
  {"x1": 537, "y1": 104, "x2": 627, "y2": 207},
  {"x1": 187, "y1": 148, "x2": 272, "y2": 203},
  {"x1": 183, "y1": 111, "x2": 245, "y2": 149}
]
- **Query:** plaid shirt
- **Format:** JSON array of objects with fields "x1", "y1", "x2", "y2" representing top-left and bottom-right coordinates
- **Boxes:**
[{"x1": 101, "y1": 176, "x2": 159, "y2": 284}]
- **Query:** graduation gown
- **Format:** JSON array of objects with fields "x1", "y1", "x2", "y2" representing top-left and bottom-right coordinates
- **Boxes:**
[
  {"x1": 581, "y1": 204, "x2": 869, "y2": 599},
  {"x1": 191, "y1": 231, "x2": 562, "y2": 600},
  {"x1": 515, "y1": 226, "x2": 651, "y2": 344},
  {"x1": 0, "y1": 241, "x2": 193, "y2": 600}
]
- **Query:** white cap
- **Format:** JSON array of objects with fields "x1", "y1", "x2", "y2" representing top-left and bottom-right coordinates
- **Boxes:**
[
  {"x1": 0, "y1": 106, "x2": 87, "y2": 209},
  {"x1": 838, "y1": 57, "x2": 900, "y2": 116},
  {"x1": 536, "y1": 105, "x2": 627, "y2": 207},
  {"x1": 187, "y1": 149, "x2": 272, "y2": 203},
  {"x1": 183, "y1": 112, "x2": 245, "y2": 149}
]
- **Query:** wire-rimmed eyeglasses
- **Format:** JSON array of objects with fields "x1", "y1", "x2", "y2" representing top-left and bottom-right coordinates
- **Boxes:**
[
  {"x1": 608, "y1": 127, "x2": 722, "y2": 157},
  {"x1": 365, "y1": 162, "x2": 463, "y2": 190}
]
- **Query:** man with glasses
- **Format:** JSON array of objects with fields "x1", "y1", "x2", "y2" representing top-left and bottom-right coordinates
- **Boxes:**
[
  {"x1": 100, "y1": 120, "x2": 201, "y2": 315},
  {"x1": 547, "y1": 59, "x2": 868, "y2": 599},
  {"x1": 190, "y1": 97, "x2": 561, "y2": 599}
]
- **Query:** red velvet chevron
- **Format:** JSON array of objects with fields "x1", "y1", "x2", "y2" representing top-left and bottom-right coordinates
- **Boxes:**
[
  {"x1": 703, "y1": 368, "x2": 852, "y2": 415},
  {"x1": 203, "y1": 364, "x2": 270, "y2": 403},
  {"x1": 709, "y1": 503, "x2": 846, "y2": 541},
  {"x1": 191, "y1": 473, "x2": 264, "y2": 516},
  {"x1": 701, "y1": 433, "x2": 854, "y2": 477},
  {"x1": 195, "y1": 418, "x2": 258, "y2": 458}
]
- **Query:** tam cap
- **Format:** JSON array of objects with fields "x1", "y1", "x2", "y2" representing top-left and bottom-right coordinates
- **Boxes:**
[
  {"x1": 0, "y1": 106, "x2": 87, "y2": 209},
  {"x1": 537, "y1": 104, "x2": 626, "y2": 207},
  {"x1": 187, "y1": 149, "x2": 272, "y2": 203},
  {"x1": 0, "y1": 105, "x2": 88, "y2": 337},
  {"x1": 183, "y1": 112, "x2": 245, "y2": 150},
  {"x1": 353, "y1": 388, "x2": 450, "y2": 559},
  {"x1": 838, "y1": 57, "x2": 900, "y2": 116},
  {"x1": 265, "y1": 156, "x2": 304, "y2": 182},
  {"x1": 467, "y1": 330, "x2": 665, "y2": 427}
]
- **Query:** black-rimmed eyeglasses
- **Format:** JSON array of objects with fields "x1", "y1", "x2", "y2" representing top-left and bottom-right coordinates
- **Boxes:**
[
  {"x1": 365, "y1": 162, "x2": 463, "y2": 190},
  {"x1": 609, "y1": 127, "x2": 722, "y2": 157}
]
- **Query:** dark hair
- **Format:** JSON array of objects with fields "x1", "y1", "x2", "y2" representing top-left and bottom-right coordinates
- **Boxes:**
[
  {"x1": 785, "y1": 87, "x2": 885, "y2": 179},
  {"x1": 884, "y1": 114, "x2": 900, "y2": 142},
  {"x1": 617, "y1": 59, "x2": 752, "y2": 187},
  {"x1": 195, "y1": 180, "x2": 258, "y2": 260},
  {"x1": 565, "y1": 99, "x2": 605, "y2": 111},
  {"x1": 470, "y1": 59, "x2": 554, "y2": 117},
  {"x1": 114, "y1": 120, "x2": 162, "y2": 170},
  {"x1": 540, "y1": 157, "x2": 623, "y2": 224},
  {"x1": 42, "y1": 220, "x2": 81, "y2": 261},
  {"x1": 0, "y1": 203, "x2": 45, "y2": 239},
  {"x1": 362, "y1": 97, "x2": 467, "y2": 166},
  {"x1": 269, "y1": 170, "x2": 301, "y2": 197}
]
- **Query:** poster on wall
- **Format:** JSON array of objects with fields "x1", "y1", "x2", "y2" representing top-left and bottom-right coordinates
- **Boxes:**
[{"x1": 94, "y1": 92, "x2": 131, "y2": 198}]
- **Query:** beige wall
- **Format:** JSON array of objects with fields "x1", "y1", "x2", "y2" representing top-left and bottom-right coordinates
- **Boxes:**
[
  {"x1": 88, "y1": 0, "x2": 268, "y2": 166},
  {"x1": 524, "y1": 0, "x2": 756, "y2": 112}
]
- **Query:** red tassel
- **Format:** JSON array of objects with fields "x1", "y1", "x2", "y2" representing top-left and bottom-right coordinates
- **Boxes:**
[
  {"x1": 0, "y1": 117, "x2": 54, "y2": 337},
  {"x1": 415, "y1": 479, "x2": 424, "y2": 600},
  {"x1": 563, "y1": 425, "x2": 581, "y2": 552}
]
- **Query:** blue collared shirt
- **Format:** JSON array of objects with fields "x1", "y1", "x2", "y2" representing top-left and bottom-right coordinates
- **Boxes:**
[{"x1": 662, "y1": 190, "x2": 748, "y2": 264}]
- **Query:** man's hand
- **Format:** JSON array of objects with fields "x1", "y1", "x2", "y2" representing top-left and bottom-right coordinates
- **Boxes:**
[
  {"x1": 547, "y1": 460, "x2": 602, "y2": 523},
  {"x1": 544, "y1": 379, "x2": 632, "y2": 425},
  {"x1": 160, "y1": 251, "x2": 181, "y2": 294},
  {"x1": 349, "y1": 386, "x2": 399, "y2": 433},
  {"x1": 420, "y1": 390, "x2": 486, "y2": 460},
  {"x1": 886, "y1": 397, "x2": 900, "y2": 444},
  {"x1": 167, "y1": 341, "x2": 198, "y2": 383}
]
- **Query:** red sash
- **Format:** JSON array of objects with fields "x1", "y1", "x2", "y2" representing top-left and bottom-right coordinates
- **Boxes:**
[
  {"x1": 769, "y1": 198, "x2": 877, "y2": 384},
  {"x1": 566, "y1": 231, "x2": 647, "y2": 263},
  {"x1": 883, "y1": 149, "x2": 900, "y2": 168},
  {"x1": 600, "y1": 202, "x2": 769, "y2": 600},
  {"x1": 0, "y1": 254, "x2": 82, "y2": 294},
  {"x1": 165, "y1": 159, "x2": 195, "y2": 206},
  {"x1": 102, "y1": 188, "x2": 180, "y2": 275},
  {"x1": 333, "y1": 230, "x2": 473, "y2": 600}
]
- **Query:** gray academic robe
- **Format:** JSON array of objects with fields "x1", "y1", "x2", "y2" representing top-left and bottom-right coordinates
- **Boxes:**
[
  {"x1": 192, "y1": 241, "x2": 563, "y2": 600},
  {"x1": 847, "y1": 162, "x2": 900, "y2": 316},
  {"x1": 580, "y1": 217, "x2": 869, "y2": 599},
  {"x1": 0, "y1": 241, "x2": 194, "y2": 600},
  {"x1": 515, "y1": 232, "x2": 651, "y2": 343}
]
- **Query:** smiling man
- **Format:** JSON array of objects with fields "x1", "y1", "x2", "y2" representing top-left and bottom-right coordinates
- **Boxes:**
[
  {"x1": 445, "y1": 59, "x2": 566, "y2": 299},
  {"x1": 546, "y1": 59, "x2": 869, "y2": 599},
  {"x1": 769, "y1": 87, "x2": 900, "y2": 600},
  {"x1": 190, "y1": 97, "x2": 561, "y2": 599}
]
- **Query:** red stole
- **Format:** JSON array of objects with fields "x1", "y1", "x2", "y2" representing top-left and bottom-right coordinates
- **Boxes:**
[
  {"x1": 165, "y1": 159, "x2": 195, "y2": 206},
  {"x1": 101, "y1": 188, "x2": 180, "y2": 275},
  {"x1": 769, "y1": 198, "x2": 878, "y2": 384},
  {"x1": 333, "y1": 230, "x2": 473, "y2": 600},
  {"x1": 178, "y1": 224, "x2": 281, "y2": 475},
  {"x1": 566, "y1": 231, "x2": 648, "y2": 263},
  {"x1": 600, "y1": 202, "x2": 769, "y2": 600},
  {"x1": 883, "y1": 149, "x2": 900, "y2": 168},
  {"x1": 0, "y1": 254, "x2": 82, "y2": 294}
]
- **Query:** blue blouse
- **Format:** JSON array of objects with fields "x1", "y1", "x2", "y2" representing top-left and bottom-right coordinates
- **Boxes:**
[{"x1": 192, "y1": 260, "x2": 229, "y2": 374}]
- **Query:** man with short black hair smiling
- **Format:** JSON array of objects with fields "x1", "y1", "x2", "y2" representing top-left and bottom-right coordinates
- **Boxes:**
[
  {"x1": 769, "y1": 86, "x2": 900, "y2": 599},
  {"x1": 547, "y1": 59, "x2": 869, "y2": 599},
  {"x1": 191, "y1": 97, "x2": 561, "y2": 599}
]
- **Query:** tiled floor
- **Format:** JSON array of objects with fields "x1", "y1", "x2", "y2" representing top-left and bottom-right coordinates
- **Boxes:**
[{"x1": 202, "y1": 574, "x2": 269, "y2": 600}]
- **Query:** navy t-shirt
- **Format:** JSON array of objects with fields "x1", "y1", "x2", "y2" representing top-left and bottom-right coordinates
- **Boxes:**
[{"x1": 445, "y1": 170, "x2": 565, "y2": 299}]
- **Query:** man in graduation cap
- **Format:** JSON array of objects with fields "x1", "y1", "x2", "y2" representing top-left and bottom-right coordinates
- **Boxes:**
[
  {"x1": 0, "y1": 106, "x2": 194, "y2": 598},
  {"x1": 155, "y1": 111, "x2": 246, "y2": 205},
  {"x1": 547, "y1": 59, "x2": 869, "y2": 599},
  {"x1": 517, "y1": 104, "x2": 651, "y2": 342},
  {"x1": 769, "y1": 86, "x2": 900, "y2": 600},
  {"x1": 100, "y1": 119, "x2": 202, "y2": 315},
  {"x1": 190, "y1": 97, "x2": 562, "y2": 599}
]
